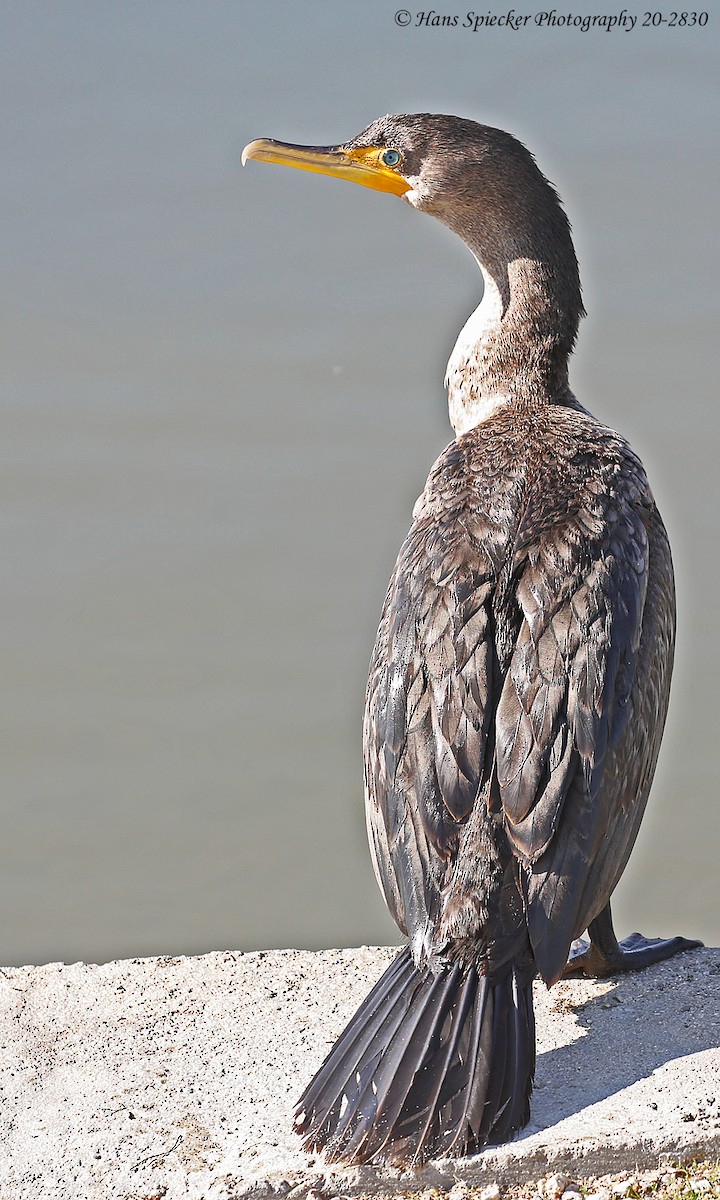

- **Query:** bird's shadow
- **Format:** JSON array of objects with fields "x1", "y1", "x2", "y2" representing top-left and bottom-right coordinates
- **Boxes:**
[{"x1": 519, "y1": 947, "x2": 720, "y2": 1135}]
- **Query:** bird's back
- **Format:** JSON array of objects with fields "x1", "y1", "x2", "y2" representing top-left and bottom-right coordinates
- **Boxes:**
[{"x1": 364, "y1": 401, "x2": 675, "y2": 985}]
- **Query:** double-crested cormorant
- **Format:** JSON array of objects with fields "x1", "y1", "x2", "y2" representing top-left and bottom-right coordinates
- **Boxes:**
[{"x1": 242, "y1": 114, "x2": 701, "y2": 1166}]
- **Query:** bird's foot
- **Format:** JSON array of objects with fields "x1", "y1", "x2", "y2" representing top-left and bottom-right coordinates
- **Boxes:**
[{"x1": 563, "y1": 931, "x2": 703, "y2": 979}]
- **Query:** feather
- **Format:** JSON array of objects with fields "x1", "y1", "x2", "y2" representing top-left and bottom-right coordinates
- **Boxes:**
[{"x1": 295, "y1": 949, "x2": 535, "y2": 1166}]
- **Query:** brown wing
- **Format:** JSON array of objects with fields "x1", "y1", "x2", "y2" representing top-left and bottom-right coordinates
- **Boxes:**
[
  {"x1": 520, "y1": 503, "x2": 674, "y2": 983},
  {"x1": 496, "y1": 487, "x2": 665, "y2": 983},
  {"x1": 364, "y1": 508, "x2": 502, "y2": 950}
]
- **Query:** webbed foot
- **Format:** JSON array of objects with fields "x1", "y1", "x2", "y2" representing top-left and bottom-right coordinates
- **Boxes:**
[{"x1": 562, "y1": 903, "x2": 703, "y2": 979}]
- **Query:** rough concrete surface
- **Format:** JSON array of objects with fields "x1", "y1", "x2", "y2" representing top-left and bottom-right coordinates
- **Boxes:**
[{"x1": 0, "y1": 946, "x2": 718, "y2": 1199}]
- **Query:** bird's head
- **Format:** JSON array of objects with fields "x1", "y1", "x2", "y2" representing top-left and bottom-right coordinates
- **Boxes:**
[
  {"x1": 243, "y1": 113, "x2": 584, "y2": 399},
  {"x1": 242, "y1": 113, "x2": 568, "y2": 263}
]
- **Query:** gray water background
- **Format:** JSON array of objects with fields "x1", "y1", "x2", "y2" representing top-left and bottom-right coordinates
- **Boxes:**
[{"x1": 2, "y1": 2, "x2": 718, "y2": 966}]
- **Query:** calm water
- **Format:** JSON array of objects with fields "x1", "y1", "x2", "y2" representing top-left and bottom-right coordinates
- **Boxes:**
[{"x1": 2, "y1": 3, "x2": 719, "y2": 965}]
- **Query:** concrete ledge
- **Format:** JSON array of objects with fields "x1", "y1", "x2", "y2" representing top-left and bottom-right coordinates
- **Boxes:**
[{"x1": 0, "y1": 946, "x2": 718, "y2": 1199}]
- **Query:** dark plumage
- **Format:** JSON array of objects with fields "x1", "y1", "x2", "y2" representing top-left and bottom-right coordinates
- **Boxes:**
[{"x1": 242, "y1": 113, "x2": 701, "y2": 1166}]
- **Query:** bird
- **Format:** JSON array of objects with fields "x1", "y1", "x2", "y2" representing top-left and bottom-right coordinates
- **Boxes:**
[{"x1": 242, "y1": 114, "x2": 701, "y2": 1167}]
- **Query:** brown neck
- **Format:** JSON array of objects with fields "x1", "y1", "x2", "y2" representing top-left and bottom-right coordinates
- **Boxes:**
[{"x1": 436, "y1": 189, "x2": 584, "y2": 436}]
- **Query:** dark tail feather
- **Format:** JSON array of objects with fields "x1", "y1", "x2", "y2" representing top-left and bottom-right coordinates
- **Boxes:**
[{"x1": 294, "y1": 947, "x2": 535, "y2": 1166}]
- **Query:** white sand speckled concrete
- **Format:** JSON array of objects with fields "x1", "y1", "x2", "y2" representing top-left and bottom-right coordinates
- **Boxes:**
[{"x1": 0, "y1": 946, "x2": 718, "y2": 1199}]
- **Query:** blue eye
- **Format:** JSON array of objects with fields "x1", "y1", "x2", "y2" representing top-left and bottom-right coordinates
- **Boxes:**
[{"x1": 382, "y1": 148, "x2": 401, "y2": 167}]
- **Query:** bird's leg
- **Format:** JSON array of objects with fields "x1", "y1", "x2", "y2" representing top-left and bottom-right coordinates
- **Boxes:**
[{"x1": 563, "y1": 901, "x2": 702, "y2": 978}]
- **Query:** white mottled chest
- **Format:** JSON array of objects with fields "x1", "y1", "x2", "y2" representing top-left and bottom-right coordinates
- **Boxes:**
[{"x1": 444, "y1": 271, "x2": 509, "y2": 436}]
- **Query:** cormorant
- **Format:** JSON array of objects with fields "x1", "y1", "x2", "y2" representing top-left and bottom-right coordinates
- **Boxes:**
[{"x1": 242, "y1": 114, "x2": 701, "y2": 1166}]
